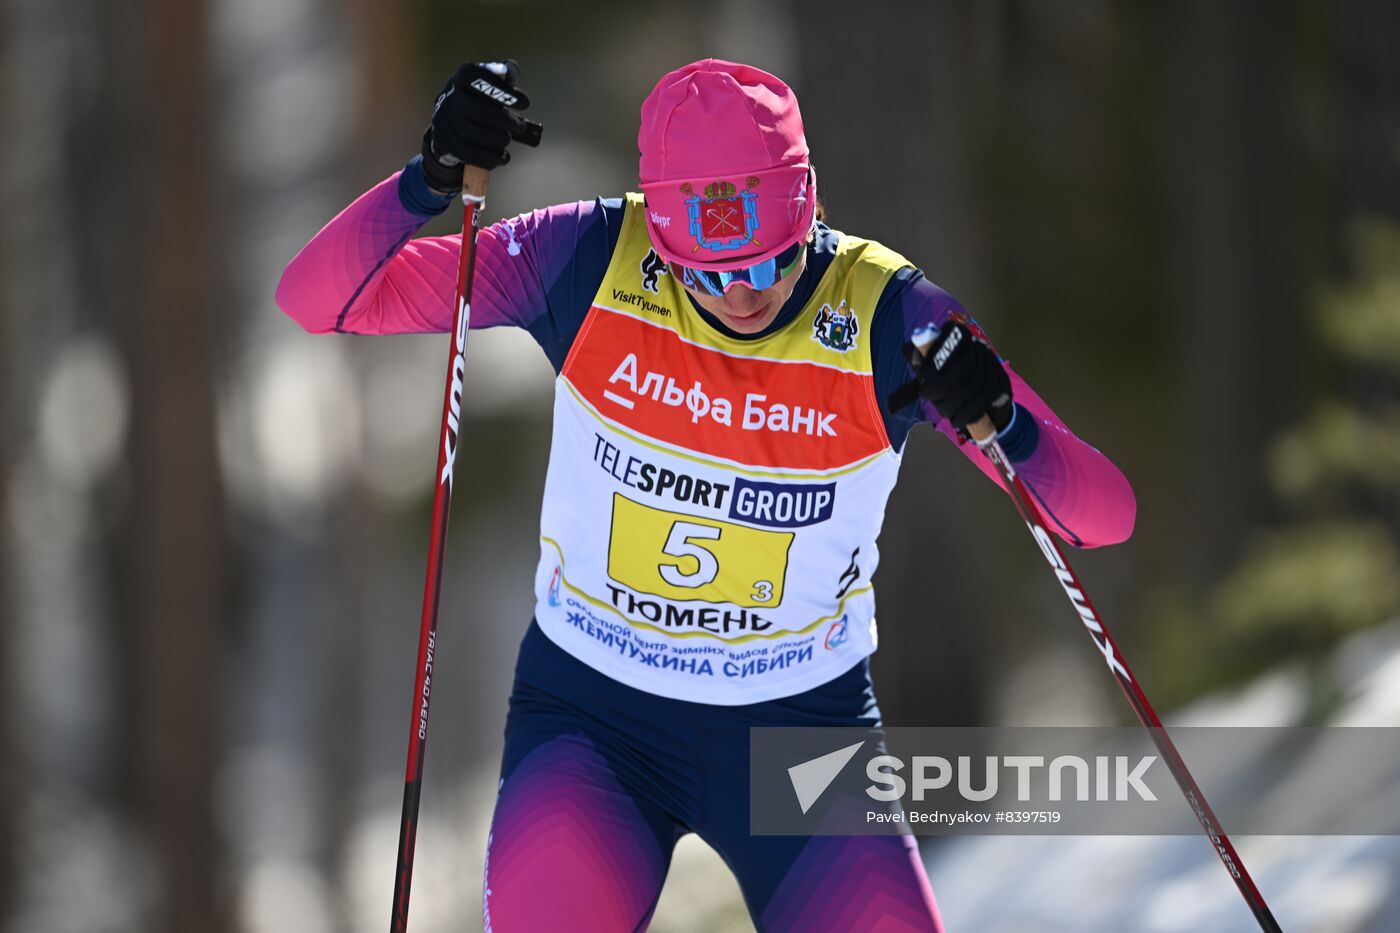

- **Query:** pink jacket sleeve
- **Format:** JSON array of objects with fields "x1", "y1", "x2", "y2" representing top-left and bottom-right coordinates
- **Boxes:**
[
  {"x1": 275, "y1": 168, "x2": 602, "y2": 341},
  {"x1": 931, "y1": 371, "x2": 1136, "y2": 548},
  {"x1": 882, "y1": 274, "x2": 1135, "y2": 548}
]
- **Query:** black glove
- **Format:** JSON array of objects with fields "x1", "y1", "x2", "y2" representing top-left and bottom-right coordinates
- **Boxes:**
[
  {"x1": 887, "y1": 322, "x2": 1013, "y2": 431},
  {"x1": 421, "y1": 60, "x2": 544, "y2": 193}
]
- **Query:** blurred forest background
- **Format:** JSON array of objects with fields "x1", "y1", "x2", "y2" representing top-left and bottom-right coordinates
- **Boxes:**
[{"x1": 2, "y1": 0, "x2": 1398, "y2": 931}]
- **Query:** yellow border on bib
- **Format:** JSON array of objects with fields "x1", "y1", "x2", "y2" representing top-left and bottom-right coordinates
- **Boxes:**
[{"x1": 540, "y1": 535, "x2": 873, "y2": 644}]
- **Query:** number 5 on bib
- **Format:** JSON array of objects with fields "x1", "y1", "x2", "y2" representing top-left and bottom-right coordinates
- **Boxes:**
[{"x1": 608, "y1": 494, "x2": 793, "y2": 607}]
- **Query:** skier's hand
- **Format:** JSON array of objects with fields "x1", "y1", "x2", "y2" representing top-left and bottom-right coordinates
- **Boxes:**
[
  {"x1": 421, "y1": 60, "x2": 543, "y2": 194},
  {"x1": 889, "y1": 322, "x2": 1013, "y2": 432}
]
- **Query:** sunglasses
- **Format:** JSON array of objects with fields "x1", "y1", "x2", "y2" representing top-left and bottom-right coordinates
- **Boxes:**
[{"x1": 671, "y1": 238, "x2": 806, "y2": 297}]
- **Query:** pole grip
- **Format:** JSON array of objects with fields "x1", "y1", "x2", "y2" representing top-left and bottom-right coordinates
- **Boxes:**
[
  {"x1": 964, "y1": 415, "x2": 996, "y2": 444},
  {"x1": 462, "y1": 165, "x2": 490, "y2": 202}
]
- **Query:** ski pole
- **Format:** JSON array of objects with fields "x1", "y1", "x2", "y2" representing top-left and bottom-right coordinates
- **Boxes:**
[
  {"x1": 909, "y1": 325, "x2": 1283, "y2": 933},
  {"x1": 389, "y1": 163, "x2": 489, "y2": 933}
]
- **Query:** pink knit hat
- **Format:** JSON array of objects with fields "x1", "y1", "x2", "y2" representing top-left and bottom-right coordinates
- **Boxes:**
[{"x1": 638, "y1": 59, "x2": 816, "y2": 270}]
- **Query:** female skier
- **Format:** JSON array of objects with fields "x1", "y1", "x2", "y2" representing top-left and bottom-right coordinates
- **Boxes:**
[{"x1": 277, "y1": 58, "x2": 1135, "y2": 933}]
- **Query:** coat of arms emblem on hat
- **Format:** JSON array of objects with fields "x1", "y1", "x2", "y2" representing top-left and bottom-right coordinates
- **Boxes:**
[{"x1": 683, "y1": 177, "x2": 762, "y2": 254}]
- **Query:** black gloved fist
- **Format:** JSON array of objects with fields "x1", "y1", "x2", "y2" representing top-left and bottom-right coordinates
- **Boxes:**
[
  {"x1": 887, "y1": 322, "x2": 1014, "y2": 431},
  {"x1": 421, "y1": 60, "x2": 544, "y2": 193}
]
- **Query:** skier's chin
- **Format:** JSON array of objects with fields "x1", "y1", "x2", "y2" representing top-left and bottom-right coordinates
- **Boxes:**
[{"x1": 715, "y1": 298, "x2": 775, "y2": 333}]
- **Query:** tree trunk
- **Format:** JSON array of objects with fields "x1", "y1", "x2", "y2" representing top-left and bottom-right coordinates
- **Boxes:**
[
  {"x1": 1165, "y1": 1, "x2": 1309, "y2": 587},
  {"x1": 109, "y1": 0, "x2": 230, "y2": 929},
  {"x1": 0, "y1": 17, "x2": 15, "y2": 914}
]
